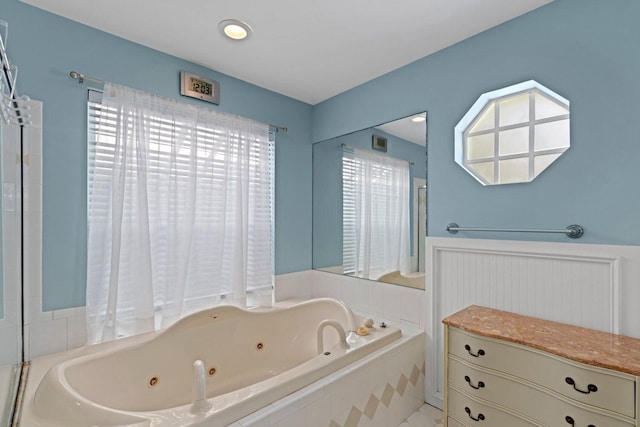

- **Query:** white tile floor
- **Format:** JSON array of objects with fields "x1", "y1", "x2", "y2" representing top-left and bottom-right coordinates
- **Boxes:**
[{"x1": 398, "y1": 403, "x2": 443, "y2": 427}]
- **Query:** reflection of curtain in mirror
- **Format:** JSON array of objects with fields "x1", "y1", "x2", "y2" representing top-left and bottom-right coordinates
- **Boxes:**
[{"x1": 342, "y1": 147, "x2": 410, "y2": 280}]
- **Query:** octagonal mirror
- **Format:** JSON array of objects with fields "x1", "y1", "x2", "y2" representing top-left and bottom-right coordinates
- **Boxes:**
[{"x1": 455, "y1": 80, "x2": 570, "y2": 185}]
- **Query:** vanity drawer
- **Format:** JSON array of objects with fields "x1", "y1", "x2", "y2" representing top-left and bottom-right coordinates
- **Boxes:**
[
  {"x1": 447, "y1": 387, "x2": 539, "y2": 427},
  {"x1": 448, "y1": 356, "x2": 635, "y2": 427},
  {"x1": 446, "y1": 416, "x2": 467, "y2": 427},
  {"x1": 448, "y1": 327, "x2": 636, "y2": 417}
]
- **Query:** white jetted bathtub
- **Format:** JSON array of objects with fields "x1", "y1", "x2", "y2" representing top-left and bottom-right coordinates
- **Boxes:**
[{"x1": 29, "y1": 298, "x2": 402, "y2": 427}]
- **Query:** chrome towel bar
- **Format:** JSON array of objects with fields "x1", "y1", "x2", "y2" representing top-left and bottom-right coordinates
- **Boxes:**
[{"x1": 446, "y1": 223, "x2": 584, "y2": 239}]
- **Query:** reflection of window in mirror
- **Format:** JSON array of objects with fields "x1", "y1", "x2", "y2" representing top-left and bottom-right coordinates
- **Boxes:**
[
  {"x1": 455, "y1": 80, "x2": 570, "y2": 185},
  {"x1": 342, "y1": 147, "x2": 411, "y2": 280},
  {"x1": 311, "y1": 112, "x2": 427, "y2": 289}
]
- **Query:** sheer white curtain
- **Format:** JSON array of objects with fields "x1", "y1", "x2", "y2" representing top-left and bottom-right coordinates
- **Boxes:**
[
  {"x1": 342, "y1": 147, "x2": 410, "y2": 280},
  {"x1": 86, "y1": 83, "x2": 273, "y2": 344}
]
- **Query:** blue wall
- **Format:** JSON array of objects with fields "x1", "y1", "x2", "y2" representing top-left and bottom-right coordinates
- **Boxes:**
[
  {"x1": 313, "y1": 129, "x2": 426, "y2": 269},
  {"x1": 3, "y1": 0, "x2": 313, "y2": 310},
  {"x1": 313, "y1": 0, "x2": 640, "y2": 246},
  {"x1": 5, "y1": 0, "x2": 640, "y2": 311}
]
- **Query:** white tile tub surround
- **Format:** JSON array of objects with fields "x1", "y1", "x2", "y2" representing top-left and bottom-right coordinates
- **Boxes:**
[
  {"x1": 1, "y1": 110, "x2": 24, "y2": 367},
  {"x1": 0, "y1": 323, "x2": 20, "y2": 366},
  {"x1": 27, "y1": 270, "x2": 317, "y2": 359},
  {"x1": 15, "y1": 100, "x2": 86, "y2": 360},
  {"x1": 0, "y1": 364, "x2": 21, "y2": 426},
  {"x1": 274, "y1": 270, "x2": 314, "y2": 301},
  {"x1": 309, "y1": 270, "x2": 426, "y2": 331},
  {"x1": 233, "y1": 331, "x2": 425, "y2": 427},
  {"x1": 25, "y1": 247, "x2": 426, "y2": 360}
]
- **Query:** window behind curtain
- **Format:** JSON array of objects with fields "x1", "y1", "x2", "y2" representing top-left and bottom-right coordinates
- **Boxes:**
[{"x1": 86, "y1": 87, "x2": 274, "y2": 342}]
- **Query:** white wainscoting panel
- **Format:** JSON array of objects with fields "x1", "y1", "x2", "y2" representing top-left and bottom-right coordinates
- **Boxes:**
[{"x1": 425, "y1": 237, "x2": 640, "y2": 409}]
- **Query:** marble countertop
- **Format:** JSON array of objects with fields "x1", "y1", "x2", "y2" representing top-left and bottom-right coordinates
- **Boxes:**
[{"x1": 443, "y1": 305, "x2": 640, "y2": 376}]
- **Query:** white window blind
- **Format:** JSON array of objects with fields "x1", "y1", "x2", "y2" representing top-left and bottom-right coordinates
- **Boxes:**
[
  {"x1": 86, "y1": 84, "x2": 273, "y2": 343},
  {"x1": 342, "y1": 147, "x2": 410, "y2": 280}
]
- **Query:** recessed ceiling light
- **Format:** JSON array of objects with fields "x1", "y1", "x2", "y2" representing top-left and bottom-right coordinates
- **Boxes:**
[
  {"x1": 219, "y1": 19, "x2": 253, "y2": 41},
  {"x1": 411, "y1": 116, "x2": 426, "y2": 123}
]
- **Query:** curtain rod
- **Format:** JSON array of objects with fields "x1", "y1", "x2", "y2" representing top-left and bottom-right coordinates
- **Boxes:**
[
  {"x1": 341, "y1": 143, "x2": 415, "y2": 165},
  {"x1": 69, "y1": 71, "x2": 288, "y2": 133}
]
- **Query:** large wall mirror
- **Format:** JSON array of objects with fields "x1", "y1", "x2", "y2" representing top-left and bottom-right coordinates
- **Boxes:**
[{"x1": 312, "y1": 113, "x2": 427, "y2": 289}]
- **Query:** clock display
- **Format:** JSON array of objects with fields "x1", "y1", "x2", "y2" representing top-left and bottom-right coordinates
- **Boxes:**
[
  {"x1": 180, "y1": 71, "x2": 220, "y2": 104},
  {"x1": 190, "y1": 78, "x2": 213, "y2": 96}
]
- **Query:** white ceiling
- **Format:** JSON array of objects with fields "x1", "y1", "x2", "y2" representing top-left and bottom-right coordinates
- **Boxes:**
[{"x1": 21, "y1": 0, "x2": 553, "y2": 105}]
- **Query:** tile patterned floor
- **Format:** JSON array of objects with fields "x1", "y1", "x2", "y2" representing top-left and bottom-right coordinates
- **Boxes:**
[{"x1": 398, "y1": 403, "x2": 443, "y2": 427}]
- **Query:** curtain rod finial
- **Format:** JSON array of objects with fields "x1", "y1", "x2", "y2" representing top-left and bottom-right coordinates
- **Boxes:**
[{"x1": 69, "y1": 71, "x2": 84, "y2": 84}]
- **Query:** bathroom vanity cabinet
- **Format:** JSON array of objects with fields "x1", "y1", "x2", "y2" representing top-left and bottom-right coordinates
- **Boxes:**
[{"x1": 442, "y1": 305, "x2": 640, "y2": 427}]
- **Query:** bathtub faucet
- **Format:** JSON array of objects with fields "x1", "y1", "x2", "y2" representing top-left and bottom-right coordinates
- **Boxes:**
[
  {"x1": 190, "y1": 360, "x2": 212, "y2": 415},
  {"x1": 316, "y1": 319, "x2": 349, "y2": 355}
]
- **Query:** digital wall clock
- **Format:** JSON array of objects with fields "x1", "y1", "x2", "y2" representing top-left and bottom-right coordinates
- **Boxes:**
[{"x1": 180, "y1": 71, "x2": 220, "y2": 104}]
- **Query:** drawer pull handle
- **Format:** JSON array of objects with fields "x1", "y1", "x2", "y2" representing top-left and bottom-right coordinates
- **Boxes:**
[
  {"x1": 565, "y1": 377, "x2": 598, "y2": 394},
  {"x1": 464, "y1": 344, "x2": 485, "y2": 357},
  {"x1": 465, "y1": 407, "x2": 485, "y2": 422},
  {"x1": 565, "y1": 415, "x2": 595, "y2": 427},
  {"x1": 464, "y1": 375, "x2": 485, "y2": 390}
]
